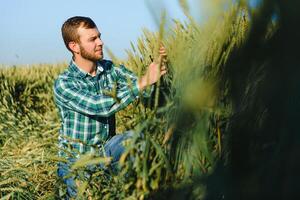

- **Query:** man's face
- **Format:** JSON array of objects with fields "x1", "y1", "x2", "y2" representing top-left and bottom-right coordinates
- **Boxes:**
[{"x1": 77, "y1": 26, "x2": 104, "y2": 61}]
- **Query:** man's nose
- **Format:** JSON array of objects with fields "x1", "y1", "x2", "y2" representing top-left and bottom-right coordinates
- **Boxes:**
[{"x1": 96, "y1": 38, "x2": 103, "y2": 46}]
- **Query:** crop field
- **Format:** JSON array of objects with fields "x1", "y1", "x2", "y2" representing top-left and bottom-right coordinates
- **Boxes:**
[{"x1": 1, "y1": 1, "x2": 300, "y2": 199}]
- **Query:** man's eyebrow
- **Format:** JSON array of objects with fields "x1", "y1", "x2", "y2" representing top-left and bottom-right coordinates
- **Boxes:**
[
  {"x1": 89, "y1": 33, "x2": 101, "y2": 40},
  {"x1": 95, "y1": 33, "x2": 101, "y2": 37}
]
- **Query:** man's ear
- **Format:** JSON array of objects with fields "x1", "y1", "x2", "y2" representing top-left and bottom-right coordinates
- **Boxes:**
[{"x1": 68, "y1": 41, "x2": 80, "y2": 54}]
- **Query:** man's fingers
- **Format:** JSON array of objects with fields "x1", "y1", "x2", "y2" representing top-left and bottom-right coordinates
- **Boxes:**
[
  {"x1": 159, "y1": 46, "x2": 167, "y2": 55},
  {"x1": 159, "y1": 49, "x2": 167, "y2": 55},
  {"x1": 159, "y1": 47, "x2": 166, "y2": 51},
  {"x1": 160, "y1": 69, "x2": 167, "y2": 76},
  {"x1": 161, "y1": 65, "x2": 167, "y2": 70},
  {"x1": 160, "y1": 63, "x2": 167, "y2": 76},
  {"x1": 154, "y1": 46, "x2": 167, "y2": 65},
  {"x1": 159, "y1": 44, "x2": 165, "y2": 49}
]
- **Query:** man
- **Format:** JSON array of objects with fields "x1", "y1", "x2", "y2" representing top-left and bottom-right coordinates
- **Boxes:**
[{"x1": 53, "y1": 16, "x2": 167, "y2": 198}]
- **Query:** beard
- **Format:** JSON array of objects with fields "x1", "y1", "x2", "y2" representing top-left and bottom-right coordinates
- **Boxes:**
[{"x1": 79, "y1": 45, "x2": 103, "y2": 62}]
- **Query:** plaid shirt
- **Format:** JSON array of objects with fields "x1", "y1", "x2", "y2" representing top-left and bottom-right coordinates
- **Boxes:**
[{"x1": 54, "y1": 59, "x2": 147, "y2": 156}]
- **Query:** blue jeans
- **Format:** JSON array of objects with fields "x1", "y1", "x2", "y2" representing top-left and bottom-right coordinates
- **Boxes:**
[{"x1": 57, "y1": 131, "x2": 134, "y2": 199}]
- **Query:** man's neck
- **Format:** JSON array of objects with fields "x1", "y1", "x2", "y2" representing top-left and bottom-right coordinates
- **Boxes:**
[{"x1": 73, "y1": 56, "x2": 97, "y2": 76}]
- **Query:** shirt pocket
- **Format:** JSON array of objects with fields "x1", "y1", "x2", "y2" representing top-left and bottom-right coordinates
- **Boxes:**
[{"x1": 99, "y1": 75, "x2": 115, "y2": 95}]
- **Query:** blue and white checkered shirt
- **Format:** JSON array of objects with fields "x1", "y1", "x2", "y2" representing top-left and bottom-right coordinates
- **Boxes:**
[{"x1": 53, "y1": 59, "x2": 148, "y2": 156}]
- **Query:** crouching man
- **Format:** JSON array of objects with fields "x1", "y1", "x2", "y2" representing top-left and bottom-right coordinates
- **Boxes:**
[{"x1": 53, "y1": 16, "x2": 167, "y2": 199}]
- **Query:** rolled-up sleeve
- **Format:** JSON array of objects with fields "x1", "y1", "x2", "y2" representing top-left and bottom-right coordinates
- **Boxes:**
[{"x1": 115, "y1": 64, "x2": 154, "y2": 98}]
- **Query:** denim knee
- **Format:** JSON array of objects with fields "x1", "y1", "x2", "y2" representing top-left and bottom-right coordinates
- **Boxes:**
[{"x1": 104, "y1": 131, "x2": 135, "y2": 163}]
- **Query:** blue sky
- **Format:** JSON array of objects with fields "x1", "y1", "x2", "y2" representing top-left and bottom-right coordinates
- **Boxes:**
[
  {"x1": 0, "y1": 0, "x2": 196, "y2": 65},
  {"x1": 0, "y1": 0, "x2": 261, "y2": 65}
]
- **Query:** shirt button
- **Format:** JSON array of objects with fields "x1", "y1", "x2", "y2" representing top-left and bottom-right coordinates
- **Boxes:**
[{"x1": 98, "y1": 66, "x2": 104, "y2": 72}]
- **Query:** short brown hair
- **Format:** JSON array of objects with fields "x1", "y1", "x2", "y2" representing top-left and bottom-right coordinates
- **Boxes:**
[{"x1": 61, "y1": 16, "x2": 97, "y2": 52}]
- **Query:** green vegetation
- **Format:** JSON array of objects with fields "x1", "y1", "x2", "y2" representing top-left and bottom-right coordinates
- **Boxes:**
[{"x1": 1, "y1": 0, "x2": 300, "y2": 199}]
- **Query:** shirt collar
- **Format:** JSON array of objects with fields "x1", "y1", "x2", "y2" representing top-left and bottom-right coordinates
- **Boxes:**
[{"x1": 69, "y1": 60, "x2": 104, "y2": 78}]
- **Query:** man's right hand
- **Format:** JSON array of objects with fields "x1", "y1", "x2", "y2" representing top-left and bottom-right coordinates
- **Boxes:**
[{"x1": 138, "y1": 46, "x2": 168, "y2": 91}]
